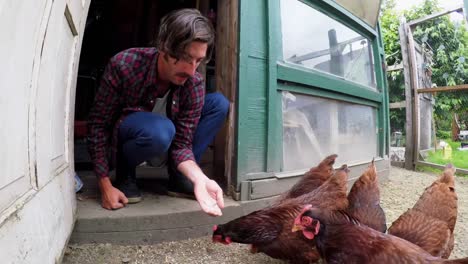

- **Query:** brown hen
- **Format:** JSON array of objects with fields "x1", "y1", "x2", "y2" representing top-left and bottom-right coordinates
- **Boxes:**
[
  {"x1": 277, "y1": 154, "x2": 338, "y2": 202},
  {"x1": 346, "y1": 159, "x2": 387, "y2": 233},
  {"x1": 293, "y1": 206, "x2": 468, "y2": 264},
  {"x1": 212, "y1": 163, "x2": 349, "y2": 263},
  {"x1": 388, "y1": 164, "x2": 458, "y2": 258}
]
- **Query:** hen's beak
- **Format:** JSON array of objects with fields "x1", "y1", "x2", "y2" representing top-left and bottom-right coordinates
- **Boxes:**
[{"x1": 291, "y1": 224, "x2": 303, "y2": 232}]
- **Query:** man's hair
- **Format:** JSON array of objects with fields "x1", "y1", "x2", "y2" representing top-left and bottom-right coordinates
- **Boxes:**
[{"x1": 157, "y1": 8, "x2": 215, "y2": 62}]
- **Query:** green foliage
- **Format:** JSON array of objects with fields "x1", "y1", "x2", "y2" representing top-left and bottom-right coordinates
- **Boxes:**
[
  {"x1": 415, "y1": 164, "x2": 468, "y2": 177},
  {"x1": 381, "y1": 0, "x2": 468, "y2": 133},
  {"x1": 415, "y1": 164, "x2": 444, "y2": 174},
  {"x1": 436, "y1": 130, "x2": 451, "y2": 139}
]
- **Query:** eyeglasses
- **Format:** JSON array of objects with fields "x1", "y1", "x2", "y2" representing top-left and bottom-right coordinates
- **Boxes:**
[{"x1": 171, "y1": 52, "x2": 206, "y2": 66}]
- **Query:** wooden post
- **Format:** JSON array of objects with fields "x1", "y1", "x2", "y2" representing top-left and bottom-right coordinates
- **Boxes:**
[
  {"x1": 452, "y1": 113, "x2": 460, "y2": 141},
  {"x1": 328, "y1": 29, "x2": 344, "y2": 77},
  {"x1": 214, "y1": 0, "x2": 238, "y2": 194},
  {"x1": 399, "y1": 20, "x2": 415, "y2": 170},
  {"x1": 406, "y1": 25, "x2": 420, "y2": 167}
]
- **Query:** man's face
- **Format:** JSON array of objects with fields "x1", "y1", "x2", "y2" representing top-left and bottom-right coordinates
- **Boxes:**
[{"x1": 160, "y1": 41, "x2": 207, "y2": 85}]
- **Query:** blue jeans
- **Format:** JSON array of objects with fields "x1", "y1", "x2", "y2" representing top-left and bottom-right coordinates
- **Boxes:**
[{"x1": 116, "y1": 92, "x2": 229, "y2": 186}]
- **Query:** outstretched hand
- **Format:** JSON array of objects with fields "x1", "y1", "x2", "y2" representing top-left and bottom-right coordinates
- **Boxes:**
[{"x1": 194, "y1": 178, "x2": 225, "y2": 216}]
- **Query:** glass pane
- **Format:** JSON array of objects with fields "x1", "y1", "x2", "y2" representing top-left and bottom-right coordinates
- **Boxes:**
[
  {"x1": 281, "y1": 0, "x2": 377, "y2": 89},
  {"x1": 333, "y1": 0, "x2": 381, "y2": 28},
  {"x1": 282, "y1": 91, "x2": 378, "y2": 171}
]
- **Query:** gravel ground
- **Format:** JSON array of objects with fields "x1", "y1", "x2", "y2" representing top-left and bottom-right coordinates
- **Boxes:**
[{"x1": 63, "y1": 167, "x2": 468, "y2": 263}]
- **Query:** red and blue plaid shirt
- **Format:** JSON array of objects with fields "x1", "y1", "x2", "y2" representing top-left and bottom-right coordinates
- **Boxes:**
[{"x1": 87, "y1": 48, "x2": 205, "y2": 178}]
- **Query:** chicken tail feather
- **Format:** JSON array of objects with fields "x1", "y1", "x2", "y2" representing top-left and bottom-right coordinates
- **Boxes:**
[{"x1": 439, "y1": 163, "x2": 456, "y2": 185}]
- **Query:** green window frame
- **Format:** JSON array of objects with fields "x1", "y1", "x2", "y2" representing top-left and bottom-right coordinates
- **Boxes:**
[
  {"x1": 268, "y1": 0, "x2": 389, "y2": 172},
  {"x1": 236, "y1": 0, "x2": 390, "y2": 180}
]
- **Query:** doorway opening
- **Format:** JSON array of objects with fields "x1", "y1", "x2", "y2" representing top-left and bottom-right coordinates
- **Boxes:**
[{"x1": 73, "y1": 0, "x2": 233, "y2": 198}]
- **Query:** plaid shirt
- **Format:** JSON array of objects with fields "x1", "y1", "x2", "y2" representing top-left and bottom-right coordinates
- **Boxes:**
[{"x1": 87, "y1": 48, "x2": 205, "y2": 178}]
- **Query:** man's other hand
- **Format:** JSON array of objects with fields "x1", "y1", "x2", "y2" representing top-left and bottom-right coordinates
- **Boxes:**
[{"x1": 98, "y1": 177, "x2": 129, "y2": 210}]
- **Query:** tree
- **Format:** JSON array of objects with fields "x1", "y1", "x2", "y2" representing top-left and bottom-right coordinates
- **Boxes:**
[
  {"x1": 381, "y1": 0, "x2": 407, "y2": 135},
  {"x1": 381, "y1": 0, "x2": 468, "y2": 139}
]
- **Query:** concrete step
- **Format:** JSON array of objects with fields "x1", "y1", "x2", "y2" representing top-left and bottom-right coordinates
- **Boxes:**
[{"x1": 70, "y1": 169, "x2": 275, "y2": 245}]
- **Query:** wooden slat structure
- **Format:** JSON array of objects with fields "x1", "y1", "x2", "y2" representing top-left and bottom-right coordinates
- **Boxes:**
[
  {"x1": 387, "y1": 63, "x2": 403, "y2": 72},
  {"x1": 389, "y1": 101, "x2": 406, "y2": 109},
  {"x1": 407, "y1": 5, "x2": 463, "y2": 28},
  {"x1": 397, "y1": 7, "x2": 468, "y2": 171}
]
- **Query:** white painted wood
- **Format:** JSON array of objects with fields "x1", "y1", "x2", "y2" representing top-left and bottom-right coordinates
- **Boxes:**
[
  {"x1": 0, "y1": 170, "x2": 75, "y2": 264},
  {"x1": 0, "y1": 0, "x2": 92, "y2": 262},
  {"x1": 0, "y1": 0, "x2": 51, "y2": 214},
  {"x1": 35, "y1": 0, "x2": 77, "y2": 188}
]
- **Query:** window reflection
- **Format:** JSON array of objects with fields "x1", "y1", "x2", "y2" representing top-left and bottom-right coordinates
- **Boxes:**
[
  {"x1": 281, "y1": 0, "x2": 377, "y2": 89},
  {"x1": 282, "y1": 91, "x2": 378, "y2": 171}
]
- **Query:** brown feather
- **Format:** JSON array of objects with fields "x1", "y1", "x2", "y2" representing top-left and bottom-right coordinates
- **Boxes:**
[
  {"x1": 212, "y1": 160, "x2": 348, "y2": 264},
  {"x1": 277, "y1": 154, "x2": 338, "y2": 203},
  {"x1": 298, "y1": 208, "x2": 468, "y2": 264},
  {"x1": 346, "y1": 159, "x2": 387, "y2": 233},
  {"x1": 388, "y1": 164, "x2": 458, "y2": 258}
]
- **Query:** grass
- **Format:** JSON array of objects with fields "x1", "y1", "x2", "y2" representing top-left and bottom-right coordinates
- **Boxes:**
[
  {"x1": 425, "y1": 139, "x2": 468, "y2": 170},
  {"x1": 415, "y1": 164, "x2": 468, "y2": 178},
  {"x1": 415, "y1": 165, "x2": 444, "y2": 175}
]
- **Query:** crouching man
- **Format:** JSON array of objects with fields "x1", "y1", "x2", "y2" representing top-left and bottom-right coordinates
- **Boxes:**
[{"x1": 87, "y1": 8, "x2": 228, "y2": 216}]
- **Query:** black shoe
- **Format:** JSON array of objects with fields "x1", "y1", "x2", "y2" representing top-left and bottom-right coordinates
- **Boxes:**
[
  {"x1": 117, "y1": 177, "x2": 142, "y2": 204},
  {"x1": 167, "y1": 169, "x2": 195, "y2": 200}
]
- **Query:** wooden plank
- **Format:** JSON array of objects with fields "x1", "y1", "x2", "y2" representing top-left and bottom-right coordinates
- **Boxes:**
[
  {"x1": 237, "y1": 0, "x2": 269, "y2": 180},
  {"x1": 407, "y1": 23, "x2": 421, "y2": 169},
  {"x1": 249, "y1": 159, "x2": 391, "y2": 200},
  {"x1": 287, "y1": 35, "x2": 364, "y2": 63},
  {"x1": 408, "y1": 6, "x2": 463, "y2": 28},
  {"x1": 389, "y1": 101, "x2": 406, "y2": 109},
  {"x1": 387, "y1": 63, "x2": 403, "y2": 72},
  {"x1": 214, "y1": 0, "x2": 238, "y2": 192},
  {"x1": 399, "y1": 21, "x2": 414, "y2": 170},
  {"x1": 417, "y1": 84, "x2": 468, "y2": 93}
]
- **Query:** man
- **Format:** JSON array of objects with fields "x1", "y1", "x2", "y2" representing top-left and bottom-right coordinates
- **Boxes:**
[{"x1": 87, "y1": 8, "x2": 228, "y2": 216}]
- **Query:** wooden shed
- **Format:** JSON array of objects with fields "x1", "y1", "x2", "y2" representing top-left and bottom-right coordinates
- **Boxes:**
[{"x1": 1, "y1": 0, "x2": 390, "y2": 261}]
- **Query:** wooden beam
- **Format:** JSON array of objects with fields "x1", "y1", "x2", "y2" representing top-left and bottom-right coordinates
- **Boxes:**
[
  {"x1": 399, "y1": 21, "x2": 415, "y2": 170},
  {"x1": 408, "y1": 5, "x2": 463, "y2": 28},
  {"x1": 389, "y1": 101, "x2": 406, "y2": 109},
  {"x1": 387, "y1": 63, "x2": 403, "y2": 72},
  {"x1": 287, "y1": 35, "x2": 365, "y2": 63},
  {"x1": 215, "y1": 0, "x2": 238, "y2": 193},
  {"x1": 417, "y1": 84, "x2": 468, "y2": 93},
  {"x1": 407, "y1": 24, "x2": 421, "y2": 170}
]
